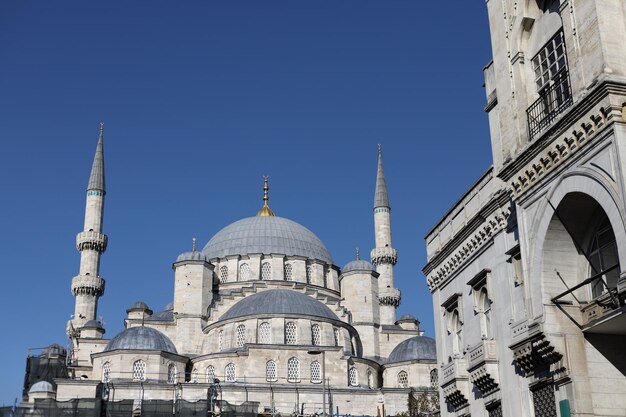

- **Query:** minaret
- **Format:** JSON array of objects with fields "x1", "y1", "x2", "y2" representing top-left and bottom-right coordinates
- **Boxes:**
[
  {"x1": 70, "y1": 123, "x2": 107, "y2": 331},
  {"x1": 370, "y1": 145, "x2": 400, "y2": 325}
]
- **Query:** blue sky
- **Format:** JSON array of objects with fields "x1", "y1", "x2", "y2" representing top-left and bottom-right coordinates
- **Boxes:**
[{"x1": 0, "y1": 1, "x2": 493, "y2": 403}]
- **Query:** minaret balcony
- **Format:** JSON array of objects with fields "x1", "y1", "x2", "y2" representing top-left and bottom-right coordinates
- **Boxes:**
[
  {"x1": 441, "y1": 357, "x2": 470, "y2": 411},
  {"x1": 378, "y1": 288, "x2": 401, "y2": 307},
  {"x1": 71, "y1": 275, "x2": 105, "y2": 297},
  {"x1": 76, "y1": 231, "x2": 108, "y2": 252},
  {"x1": 370, "y1": 247, "x2": 397, "y2": 266}
]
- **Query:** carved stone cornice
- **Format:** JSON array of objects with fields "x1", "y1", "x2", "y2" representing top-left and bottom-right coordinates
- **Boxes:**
[
  {"x1": 509, "y1": 320, "x2": 563, "y2": 376},
  {"x1": 370, "y1": 247, "x2": 398, "y2": 266},
  {"x1": 425, "y1": 205, "x2": 511, "y2": 292},
  {"x1": 71, "y1": 275, "x2": 105, "y2": 297},
  {"x1": 378, "y1": 288, "x2": 401, "y2": 307},
  {"x1": 76, "y1": 231, "x2": 108, "y2": 252}
]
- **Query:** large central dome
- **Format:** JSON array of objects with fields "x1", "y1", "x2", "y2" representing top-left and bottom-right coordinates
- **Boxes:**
[{"x1": 202, "y1": 216, "x2": 332, "y2": 263}]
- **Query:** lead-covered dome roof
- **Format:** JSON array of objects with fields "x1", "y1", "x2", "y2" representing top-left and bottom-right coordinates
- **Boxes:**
[
  {"x1": 104, "y1": 326, "x2": 177, "y2": 353},
  {"x1": 203, "y1": 216, "x2": 332, "y2": 263},
  {"x1": 387, "y1": 336, "x2": 436, "y2": 363},
  {"x1": 342, "y1": 259, "x2": 374, "y2": 273},
  {"x1": 220, "y1": 289, "x2": 339, "y2": 321}
]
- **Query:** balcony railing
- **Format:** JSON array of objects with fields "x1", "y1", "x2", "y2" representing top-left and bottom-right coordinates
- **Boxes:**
[{"x1": 527, "y1": 68, "x2": 573, "y2": 140}]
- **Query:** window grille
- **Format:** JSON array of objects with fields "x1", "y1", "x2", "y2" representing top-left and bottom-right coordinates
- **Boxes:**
[
  {"x1": 284, "y1": 263, "x2": 293, "y2": 281},
  {"x1": 239, "y1": 263, "x2": 250, "y2": 281},
  {"x1": 225, "y1": 363, "x2": 236, "y2": 382},
  {"x1": 311, "y1": 324, "x2": 321, "y2": 346},
  {"x1": 488, "y1": 404, "x2": 503, "y2": 417},
  {"x1": 367, "y1": 370, "x2": 373, "y2": 389},
  {"x1": 532, "y1": 384, "x2": 557, "y2": 417},
  {"x1": 323, "y1": 269, "x2": 328, "y2": 287},
  {"x1": 398, "y1": 370, "x2": 408, "y2": 388},
  {"x1": 285, "y1": 322, "x2": 298, "y2": 345},
  {"x1": 588, "y1": 218, "x2": 619, "y2": 298},
  {"x1": 218, "y1": 330, "x2": 224, "y2": 351},
  {"x1": 334, "y1": 329, "x2": 341, "y2": 346},
  {"x1": 259, "y1": 322, "x2": 271, "y2": 344},
  {"x1": 266, "y1": 360, "x2": 277, "y2": 382},
  {"x1": 102, "y1": 362, "x2": 111, "y2": 383},
  {"x1": 220, "y1": 265, "x2": 228, "y2": 283},
  {"x1": 167, "y1": 363, "x2": 177, "y2": 384},
  {"x1": 191, "y1": 368, "x2": 199, "y2": 383},
  {"x1": 236, "y1": 324, "x2": 246, "y2": 348},
  {"x1": 348, "y1": 366, "x2": 358, "y2": 386},
  {"x1": 306, "y1": 265, "x2": 313, "y2": 284},
  {"x1": 261, "y1": 262, "x2": 272, "y2": 280},
  {"x1": 206, "y1": 365, "x2": 215, "y2": 383},
  {"x1": 132, "y1": 360, "x2": 146, "y2": 381},
  {"x1": 287, "y1": 357, "x2": 300, "y2": 382},
  {"x1": 310, "y1": 361, "x2": 321, "y2": 384},
  {"x1": 430, "y1": 368, "x2": 438, "y2": 389}
]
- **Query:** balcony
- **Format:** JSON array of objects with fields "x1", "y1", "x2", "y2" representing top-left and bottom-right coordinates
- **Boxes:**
[
  {"x1": 441, "y1": 357, "x2": 470, "y2": 411},
  {"x1": 527, "y1": 68, "x2": 573, "y2": 140},
  {"x1": 467, "y1": 340, "x2": 499, "y2": 396}
]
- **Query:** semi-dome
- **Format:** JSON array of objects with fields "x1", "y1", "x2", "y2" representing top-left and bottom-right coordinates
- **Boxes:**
[
  {"x1": 203, "y1": 216, "x2": 332, "y2": 263},
  {"x1": 29, "y1": 381, "x2": 55, "y2": 393},
  {"x1": 342, "y1": 259, "x2": 374, "y2": 273},
  {"x1": 220, "y1": 289, "x2": 339, "y2": 321},
  {"x1": 104, "y1": 326, "x2": 177, "y2": 353},
  {"x1": 387, "y1": 336, "x2": 436, "y2": 363}
]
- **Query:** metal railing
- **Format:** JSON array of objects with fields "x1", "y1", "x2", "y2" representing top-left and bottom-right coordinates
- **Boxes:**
[{"x1": 527, "y1": 68, "x2": 573, "y2": 140}]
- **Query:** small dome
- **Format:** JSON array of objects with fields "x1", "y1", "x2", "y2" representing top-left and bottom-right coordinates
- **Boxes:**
[
  {"x1": 129, "y1": 301, "x2": 150, "y2": 310},
  {"x1": 387, "y1": 336, "x2": 436, "y2": 363},
  {"x1": 176, "y1": 250, "x2": 207, "y2": 263},
  {"x1": 82, "y1": 320, "x2": 103, "y2": 329},
  {"x1": 342, "y1": 259, "x2": 374, "y2": 273},
  {"x1": 203, "y1": 216, "x2": 332, "y2": 263},
  {"x1": 398, "y1": 314, "x2": 416, "y2": 321},
  {"x1": 29, "y1": 381, "x2": 55, "y2": 393},
  {"x1": 220, "y1": 289, "x2": 339, "y2": 321},
  {"x1": 104, "y1": 326, "x2": 177, "y2": 353}
]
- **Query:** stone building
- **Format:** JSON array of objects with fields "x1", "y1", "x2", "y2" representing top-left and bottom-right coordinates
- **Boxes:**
[
  {"x1": 22, "y1": 129, "x2": 438, "y2": 417},
  {"x1": 423, "y1": 1, "x2": 626, "y2": 416}
]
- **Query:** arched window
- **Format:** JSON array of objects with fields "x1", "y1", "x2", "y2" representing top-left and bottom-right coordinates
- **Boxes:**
[
  {"x1": 334, "y1": 328, "x2": 341, "y2": 346},
  {"x1": 102, "y1": 362, "x2": 111, "y2": 383},
  {"x1": 236, "y1": 324, "x2": 246, "y2": 348},
  {"x1": 132, "y1": 360, "x2": 146, "y2": 381},
  {"x1": 225, "y1": 363, "x2": 236, "y2": 382},
  {"x1": 430, "y1": 368, "x2": 438, "y2": 389},
  {"x1": 239, "y1": 263, "x2": 250, "y2": 281},
  {"x1": 367, "y1": 370, "x2": 373, "y2": 389},
  {"x1": 310, "y1": 361, "x2": 321, "y2": 384},
  {"x1": 306, "y1": 265, "x2": 313, "y2": 284},
  {"x1": 450, "y1": 309, "x2": 463, "y2": 356},
  {"x1": 167, "y1": 363, "x2": 177, "y2": 384},
  {"x1": 191, "y1": 367, "x2": 199, "y2": 383},
  {"x1": 284, "y1": 263, "x2": 293, "y2": 281},
  {"x1": 287, "y1": 357, "x2": 300, "y2": 382},
  {"x1": 261, "y1": 262, "x2": 272, "y2": 280},
  {"x1": 588, "y1": 217, "x2": 620, "y2": 298},
  {"x1": 259, "y1": 322, "x2": 271, "y2": 344},
  {"x1": 398, "y1": 370, "x2": 408, "y2": 388},
  {"x1": 348, "y1": 366, "x2": 358, "y2": 386},
  {"x1": 323, "y1": 269, "x2": 328, "y2": 287},
  {"x1": 218, "y1": 330, "x2": 224, "y2": 351},
  {"x1": 219, "y1": 265, "x2": 229, "y2": 283},
  {"x1": 285, "y1": 321, "x2": 297, "y2": 345},
  {"x1": 206, "y1": 365, "x2": 215, "y2": 383},
  {"x1": 311, "y1": 324, "x2": 321, "y2": 346},
  {"x1": 266, "y1": 360, "x2": 277, "y2": 382},
  {"x1": 478, "y1": 288, "x2": 492, "y2": 339}
]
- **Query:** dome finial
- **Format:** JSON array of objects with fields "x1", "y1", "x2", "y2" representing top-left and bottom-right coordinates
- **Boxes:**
[
  {"x1": 192, "y1": 237, "x2": 196, "y2": 252},
  {"x1": 356, "y1": 247, "x2": 360, "y2": 260},
  {"x1": 256, "y1": 175, "x2": 275, "y2": 217}
]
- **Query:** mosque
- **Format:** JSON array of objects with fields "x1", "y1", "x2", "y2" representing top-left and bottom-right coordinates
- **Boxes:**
[{"x1": 22, "y1": 125, "x2": 438, "y2": 416}]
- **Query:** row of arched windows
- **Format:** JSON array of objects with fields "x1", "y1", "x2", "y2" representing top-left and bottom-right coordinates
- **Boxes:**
[
  {"x1": 219, "y1": 322, "x2": 342, "y2": 349},
  {"x1": 218, "y1": 263, "x2": 327, "y2": 285}
]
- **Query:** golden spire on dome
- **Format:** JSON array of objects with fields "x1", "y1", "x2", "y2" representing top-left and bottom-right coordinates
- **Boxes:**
[{"x1": 256, "y1": 175, "x2": 275, "y2": 217}]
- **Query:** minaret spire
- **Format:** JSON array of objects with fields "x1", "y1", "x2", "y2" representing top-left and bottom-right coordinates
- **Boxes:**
[
  {"x1": 374, "y1": 144, "x2": 390, "y2": 209},
  {"x1": 69, "y1": 124, "x2": 108, "y2": 335},
  {"x1": 370, "y1": 144, "x2": 400, "y2": 325},
  {"x1": 256, "y1": 175, "x2": 275, "y2": 217}
]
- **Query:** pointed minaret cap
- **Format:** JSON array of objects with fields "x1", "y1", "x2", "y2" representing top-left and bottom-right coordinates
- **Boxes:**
[
  {"x1": 87, "y1": 122, "x2": 106, "y2": 193},
  {"x1": 256, "y1": 176, "x2": 275, "y2": 217},
  {"x1": 374, "y1": 144, "x2": 390, "y2": 209}
]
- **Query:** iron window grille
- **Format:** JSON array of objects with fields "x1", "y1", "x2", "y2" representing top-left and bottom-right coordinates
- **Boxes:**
[
  {"x1": 310, "y1": 361, "x2": 322, "y2": 384},
  {"x1": 311, "y1": 324, "x2": 322, "y2": 346},
  {"x1": 284, "y1": 263, "x2": 293, "y2": 281},
  {"x1": 132, "y1": 360, "x2": 146, "y2": 381},
  {"x1": 167, "y1": 363, "x2": 177, "y2": 384},
  {"x1": 285, "y1": 322, "x2": 297, "y2": 345},
  {"x1": 206, "y1": 365, "x2": 215, "y2": 383},
  {"x1": 398, "y1": 370, "x2": 408, "y2": 388},
  {"x1": 225, "y1": 363, "x2": 236, "y2": 382},
  {"x1": 266, "y1": 360, "x2": 277, "y2": 382},
  {"x1": 102, "y1": 362, "x2": 111, "y2": 383},
  {"x1": 235, "y1": 324, "x2": 246, "y2": 348},
  {"x1": 287, "y1": 357, "x2": 300, "y2": 382},
  {"x1": 219, "y1": 266, "x2": 228, "y2": 283},
  {"x1": 348, "y1": 366, "x2": 358, "y2": 386},
  {"x1": 259, "y1": 322, "x2": 271, "y2": 344},
  {"x1": 261, "y1": 262, "x2": 272, "y2": 280}
]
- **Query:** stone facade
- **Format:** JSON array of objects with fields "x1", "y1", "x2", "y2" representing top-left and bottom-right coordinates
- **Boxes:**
[{"x1": 424, "y1": 1, "x2": 626, "y2": 416}]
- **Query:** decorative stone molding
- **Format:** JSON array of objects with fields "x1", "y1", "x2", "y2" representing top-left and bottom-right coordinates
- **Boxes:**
[
  {"x1": 71, "y1": 275, "x2": 105, "y2": 297},
  {"x1": 509, "y1": 103, "x2": 619, "y2": 198},
  {"x1": 441, "y1": 358, "x2": 470, "y2": 411},
  {"x1": 378, "y1": 288, "x2": 401, "y2": 307},
  {"x1": 467, "y1": 340, "x2": 499, "y2": 395},
  {"x1": 370, "y1": 247, "x2": 397, "y2": 266},
  {"x1": 76, "y1": 231, "x2": 108, "y2": 252},
  {"x1": 509, "y1": 320, "x2": 563, "y2": 376},
  {"x1": 427, "y1": 207, "x2": 511, "y2": 291}
]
